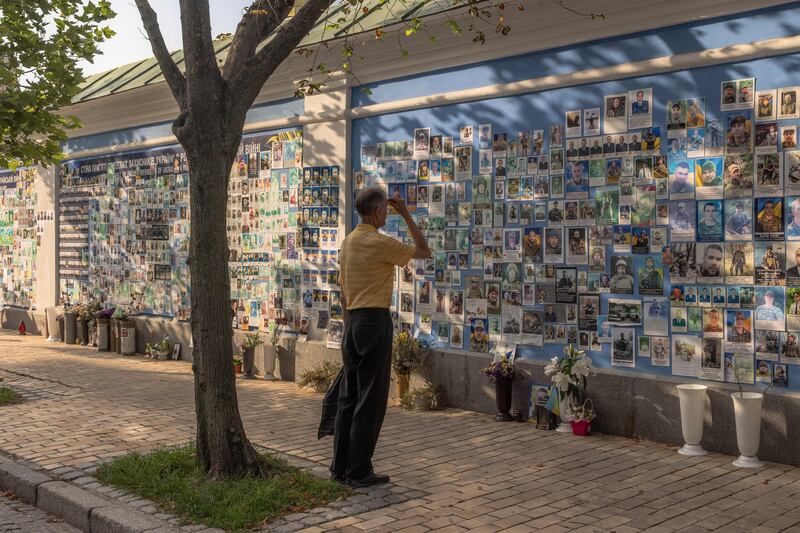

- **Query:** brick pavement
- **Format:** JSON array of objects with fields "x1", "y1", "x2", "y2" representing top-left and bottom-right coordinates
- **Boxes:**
[{"x1": 2, "y1": 330, "x2": 800, "y2": 532}]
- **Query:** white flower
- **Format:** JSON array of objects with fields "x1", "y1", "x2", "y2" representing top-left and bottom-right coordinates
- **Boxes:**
[
  {"x1": 553, "y1": 373, "x2": 571, "y2": 391},
  {"x1": 572, "y1": 356, "x2": 593, "y2": 378},
  {"x1": 544, "y1": 356, "x2": 560, "y2": 376}
]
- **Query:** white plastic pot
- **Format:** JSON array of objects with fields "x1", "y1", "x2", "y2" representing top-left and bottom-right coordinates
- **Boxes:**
[
  {"x1": 119, "y1": 323, "x2": 136, "y2": 355},
  {"x1": 260, "y1": 345, "x2": 277, "y2": 381},
  {"x1": 732, "y1": 392, "x2": 764, "y2": 468},
  {"x1": 556, "y1": 393, "x2": 574, "y2": 433},
  {"x1": 676, "y1": 384, "x2": 708, "y2": 456}
]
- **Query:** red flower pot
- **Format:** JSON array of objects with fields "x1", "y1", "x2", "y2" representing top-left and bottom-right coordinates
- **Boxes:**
[{"x1": 571, "y1": 420, "x2": 591, "y2": 436}]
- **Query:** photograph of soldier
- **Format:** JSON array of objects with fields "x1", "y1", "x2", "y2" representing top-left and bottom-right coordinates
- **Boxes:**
[
  {"x1": 755, "y1": 197, "x2": 784, "y2": 240},
  {"x1": 755, "y1": 242, "x2": 786, "y2": 286},
  {"x1": 725, "y1": 198, "x2": 753, "y2": 239},
  {"x1": 696, "y1": 200, "x2": 723, "y2": 242}
]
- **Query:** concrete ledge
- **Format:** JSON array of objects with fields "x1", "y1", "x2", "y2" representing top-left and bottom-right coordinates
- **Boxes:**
[
  {"x1": 38, "y1": 480, "x2": 113, "y2": 532},
  {"x1": 90, "y1": 505, "x2": 170, "y2": 533},
  {"x1": 0, "y1": 459, "x2": 52, "y2": 504}
]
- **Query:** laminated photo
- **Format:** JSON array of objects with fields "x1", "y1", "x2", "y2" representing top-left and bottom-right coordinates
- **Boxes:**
[
  {"x1": 694, "y1": 158, "x2": 723, "y2": 199},
  {"x1": 755, "y1": 241, "x2": 786, "y2": 286},
  {"x1": 725, "y1": 111, "x2": 753, "y2": 155},
  {"x1": 650, "y1": 336, "x2": 669, "y2": 366},
  {"x1": 756, "y1": 89, "x2": 777, "y2": 121},
  {"x1": 754, "y1": 197, "x2": 784, "y2": 240},
  {"x1": 667, "y1": 99, "x2": 687, "y2": 130},
  {"x1": 782, "y1": 126, "x2": 797, "y2": 150},
  {"x1": 721, "y1": 78, "x2": 755, "y2": 111},
  {"x1": 478, "y1": 150, "x2": 492, "y2": 174},
  {"x1": 503, "y1": 229, "x2": 522, "y2": 262},
  {"x1": 702, "y1": 307, "x2": 725, "y2": 339},
  {"x1": 543, "y1": 227, "x2": 563, "y2": 264},
  {"x1": 668, "y1": 159, "x2": 694, "y2": 199},
  {"x1": 501, "y1": 308, "x2": 521, "y2": 344},
  {"x1": 778, "y1": 86, "x2": 800, "y2": 119},
  {"x1": 413, "y1": 128, "x2": 430, "y2": 160},
  {"x1": 724, "y1": 242, "x2": 755, "y2": 285},
  {"x1": 696, "y1": 243, "x2": 724, "y2": 284},
  {"x1": 773, "y1": 362, "x2": 788, "y2": 386},
  {"x1": 628, "y1": 88, "x2": 653, "y2": 129},
  {"x1": 478, "y1": 124, "x2": 492, "y2": 149},
  {"x1": 583, "y1": 107, "x2": 601, "y2": 136},
  {"x1": 608, "y1": 255, "x2": 634, "y2": 294},
  {"x1": 669, "y1": 200, "x2": 696, "y2": 241},
  {"x1": 566, "y1": 228, "x2": 587, "y2": 265},
  {"x1": 632, "y1": 185, "x2": 655, "y2": 227},
  {"x1": 666, "y1": 132, "x2": 686, "y2": 158},
  {"x1": 705, "y1": 117, "x2": 724, "y2": 156},
  {"x1": 756, "y1": 330, "x2": 782, "y2": 361},
  {"x1": 722, "y1": 154, "x2": 754, "y2": 197},
  {"x1": 755, "y1": 153, "x2": 782, "y2": 195},
  {"x1": 755, "y1": 122, "x2": 779, "y2": 153},
  {"x1": 785, "y1": 152, "x2": 800, "y2": 195},
  {"x1": 667, "y1": 242, "x2": 697, "y2": 284},
  {"x1": 672, "y1": 334, "x2": 702, "y2": 377},
  {"x1": 564, "y1": 160, "x2": 589, "y2": 198},
  {"x1": 454, "y1": 146, "x2": 472, "y2": 180},
  {"x1": 726, "y1": 309, "x2": 754, "y2": 352},
  {"x1": 641, "y1": 297, "x2": 668, "y2": 336},
  {"x1": 724, "y1": 198, "x2": 753, "y2": 239},
  {"x1": 637, "y1": 255, "x2": 663, "y2": 295},
  {"x1": 755, "y1": 287, "x2": 786, "y2": 332},
  {"x1": 555, "y1": 267, "x2": 577, "y2": 303},
  {"x1": 604, "y1": 94, "x2": 627, "y2": 134},
  {"x1": 612, "y1": 224, "x2": 631, "y2": 252},
  {"x1": 700, "y1": 338, "x2": 724, "y2": 381},
  {"x1": 788, "y1": 242, "x2": 800, "y2": 286},
  {"x1": 687, "y1": 128, "x2": 705, "y2": 158},
  {"x1": 782, "y1": 332, "x2": 800, "y2": 365},
  {"x1": 696, "y1": 200, "x2": 723, "y2": 242},
  {"x1": 521, "y1": 310, "x2": 544, "y2": 346},
  {"x1": 642, "y1": 127, "x2": 662, "y2": 155},
  {"x1": 565, "y1": 110, "x2": 582, "y2": 138},
  {"x1": 611, "y1": 327, "x2": 636, "y2": 367},
  {"x1": 671, "y1": 307, "x2": 688, "y2": 333},
  {"x1": 460, "y1": 125, "x2": 474, "y2": 145}
]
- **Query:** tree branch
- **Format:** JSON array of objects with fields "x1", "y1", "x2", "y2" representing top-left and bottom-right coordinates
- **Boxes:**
[
  {"x1": 229, "y1": 0, "x2": 333, "y2": 115},
  {"x1": 223, "y1": 0, "x2": 295, "y2": 81},
  {"x1": 133, "y1": 0, "x2": 186, "y2": 106},
  {"x1": 178, "y1": 0, "x2": 220, "y2": 81}
]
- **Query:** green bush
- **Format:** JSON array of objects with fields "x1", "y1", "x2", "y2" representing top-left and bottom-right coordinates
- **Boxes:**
[
  {"x1": 399, "y1": 382, "x2": 443, "y2": 411},
  {"x1": 298, "y1": 360, "x2": 341, "y2": 393}
]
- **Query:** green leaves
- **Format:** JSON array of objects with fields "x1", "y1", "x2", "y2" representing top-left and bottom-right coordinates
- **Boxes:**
[{"x1": 0, "y1": 0, "x2": 114, "y2": 167}]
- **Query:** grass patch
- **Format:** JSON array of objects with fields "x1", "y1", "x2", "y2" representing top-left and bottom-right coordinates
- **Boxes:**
[
  {"x1": 95, "y1": 444, "x2": 348, "y2": 531},
  {"x1": 0, "y1": 386, "x2": 18, "y2": 405}
]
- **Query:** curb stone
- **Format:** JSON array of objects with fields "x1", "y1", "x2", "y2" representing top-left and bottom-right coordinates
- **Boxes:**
[
  {"x1": 0, "y1": 456, "x2": 181, "y2": 532},
  {"x1": 0, "y1": 458, "x2": 52, "y2": 504}
]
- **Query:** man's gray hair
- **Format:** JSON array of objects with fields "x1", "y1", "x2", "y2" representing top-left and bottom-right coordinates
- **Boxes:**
[{"x1": 355, "y1": 187, "x2": 387, "y2": 216}]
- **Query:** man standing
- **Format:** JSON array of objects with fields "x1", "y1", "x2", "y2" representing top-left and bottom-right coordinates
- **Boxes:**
[{"x1": 332, "y1": 188, "x2": 431, "y2": 487}]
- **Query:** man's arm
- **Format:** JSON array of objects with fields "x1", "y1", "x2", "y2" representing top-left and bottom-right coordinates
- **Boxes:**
[{"x1": 389, "y1": 197, "x2": 432, "y2": 259}]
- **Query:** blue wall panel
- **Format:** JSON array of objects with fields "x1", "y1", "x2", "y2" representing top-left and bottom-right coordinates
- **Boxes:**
[{"x1": 353, "y1": 2, "x2": 800, "y2": 107}]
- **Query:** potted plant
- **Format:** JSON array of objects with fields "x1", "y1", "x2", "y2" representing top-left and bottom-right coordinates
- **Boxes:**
[
  {"x1": 567, "y1": 399, "x2": 596, "y2": 436},
  {"x1": 481, "y1": 354, "x2": 516, "y2": 422},
  {"x1": 298, "y1": 360, "x2": 342, "y2": 393},
  {"x1": 111, "y1": 307, "x2": 127, "y2": 354},
  {"x1": 233, "y1": 356, "x2": 243, "y2": 374},
  {"x1": 76, "y1": 303, "x2": 96, "y2": 346},
  {"x1": 145, "y1": 336, "x2": 172, "y2": 360},
  {"x1": 544, "y1": 344, "x2": 594, "y2": 433},
  {"x1": 392, "y1": 330, "x2": 429, "y2": 400},
  {"x1": 95, "y1": 307, "x2": 114, "y2": 351},
  {"x1": 112, "y1": 307, "x2": 136, "y2": 355},
  {"x1": 63, "y1": 304, "x2": 77, "y2": 344},
  {"x1": 240, "y1": 332, "x2": 263, "y2": 379}
]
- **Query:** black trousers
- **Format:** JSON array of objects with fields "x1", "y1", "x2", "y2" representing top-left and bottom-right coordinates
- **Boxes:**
[{"x1": 331, "y1": 307, "x2": 393, "y2": 479}]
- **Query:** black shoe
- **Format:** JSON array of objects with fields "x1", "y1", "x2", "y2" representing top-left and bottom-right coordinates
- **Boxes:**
[
  {"x1": 330, "y1": 472, "x2": 346, "y2": 483},
  {"x1": 346, "y1": 472, "x2": 390, "y2": 487}
]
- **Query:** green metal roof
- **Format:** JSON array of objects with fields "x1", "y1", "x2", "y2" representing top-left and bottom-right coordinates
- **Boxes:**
[{"x1": 73, "y1": 0, "x2": 454, "y2": 104}]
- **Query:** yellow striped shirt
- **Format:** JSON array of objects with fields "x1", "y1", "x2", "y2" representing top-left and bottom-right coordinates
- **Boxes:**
[{"x1": 339, "y1": 224, "x2": 415, "y2": 310}]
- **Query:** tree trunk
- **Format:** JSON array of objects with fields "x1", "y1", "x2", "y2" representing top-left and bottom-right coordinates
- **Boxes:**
[{"x1": 185, "y1": 120, "x2": 260, "y2": 477}]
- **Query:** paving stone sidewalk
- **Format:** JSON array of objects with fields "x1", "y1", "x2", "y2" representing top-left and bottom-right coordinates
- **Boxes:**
[{"x1": 2, "y1": 330, "x2": 800, "y2": 532}]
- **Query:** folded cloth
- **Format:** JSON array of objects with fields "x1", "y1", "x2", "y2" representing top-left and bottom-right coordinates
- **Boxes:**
[{"x1": 317, "y1": 367, "x2": 344, "y2": 439}]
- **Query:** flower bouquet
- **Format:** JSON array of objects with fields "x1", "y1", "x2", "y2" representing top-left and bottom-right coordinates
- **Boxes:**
[
  {"x1": 481, "y1": 354, "x2": 516, "y2": 421},
  {"x1": 567, "y1": 399, "x2": 596, "y2": 436},
  {"x1": 544, "y1": 344, "x2": 594, "y2": 432},
  {"x1": 392, "y1": 331, "x2": 429, "y2": 399}
]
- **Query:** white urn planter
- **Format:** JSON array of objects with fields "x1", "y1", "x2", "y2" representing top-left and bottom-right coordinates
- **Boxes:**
[
  {"x1": 731, "y1": 392, "x2": 764, "y2": 468},
  {"x1": 260, "y1": 345, "x2": 278, "y2": 381},
  {"x1": 676, "y1": 384, "x2": 708, "y2": 456},
  {"x1": 556, "y1": 393, "x2": 574, "y2": 433}
]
